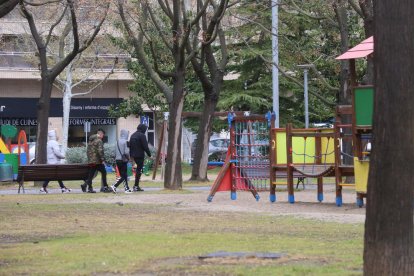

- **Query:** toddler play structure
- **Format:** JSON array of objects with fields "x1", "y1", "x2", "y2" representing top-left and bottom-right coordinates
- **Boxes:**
[
  {"x1": 208, "y1": 107, "x2": 371, "y2": 206},
  {"x1": 0, "y1": 125, "x2": 29, "y2": 181},
  {"x1": 209, "y1": 37, "x2": 373, "y2": 207},
  {"x1": 208, "y1": 99, "x2": 372, "y2": 207}
]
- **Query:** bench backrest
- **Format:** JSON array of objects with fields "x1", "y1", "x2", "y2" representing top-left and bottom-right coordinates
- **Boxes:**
[{"x1": 18, "y1": 164, "x2": 90, "y2": 182}]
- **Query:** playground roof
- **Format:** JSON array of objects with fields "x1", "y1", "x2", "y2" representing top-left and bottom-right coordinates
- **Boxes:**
[{"x1": 336, "y1": 36, "x2": 373, "y2": 60}]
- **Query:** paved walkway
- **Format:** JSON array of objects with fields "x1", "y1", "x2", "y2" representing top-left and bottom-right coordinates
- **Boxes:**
[{"x1": 0, "y1": 186, "x2": 211, "y2": 195}]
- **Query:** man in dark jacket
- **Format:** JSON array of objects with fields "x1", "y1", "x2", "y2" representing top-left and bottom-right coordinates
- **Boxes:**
[
  {"x1": 81, "y1": 129, "x2": 110, "y2": 193},
  {"x1": 129, "y1": 124, "x2": 152, "y2": 191}
]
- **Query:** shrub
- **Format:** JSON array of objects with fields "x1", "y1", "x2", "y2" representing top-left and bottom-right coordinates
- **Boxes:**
[
  {"x1": 65, "y1": 144, "x2": 116, "y2": 166},
  {"x1": 104, "y1": 144, "x2": 116, "y2": 167},
  {"x1": 65, "y1": 147, "x2": 87, "y2": 164}
]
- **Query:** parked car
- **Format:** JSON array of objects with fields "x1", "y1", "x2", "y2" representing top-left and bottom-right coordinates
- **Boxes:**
[{"x1": 191, "y1": 137, "x2": 230, "y2": 161}]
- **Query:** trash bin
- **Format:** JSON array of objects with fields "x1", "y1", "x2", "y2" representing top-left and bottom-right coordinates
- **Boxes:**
[{"x1": 0, "y1": 163, "x2": 13, "y2": 181}]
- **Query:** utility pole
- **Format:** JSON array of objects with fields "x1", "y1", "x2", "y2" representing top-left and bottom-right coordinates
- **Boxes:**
[
  {"x1": 297, "y1": 64, "x2": 313, "y2": 128},
  {"x1": 272, "y1": 0, "x2": 279, "y2": 127}
]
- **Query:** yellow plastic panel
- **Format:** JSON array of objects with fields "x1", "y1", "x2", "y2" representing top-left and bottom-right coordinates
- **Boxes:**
[
  {"x1": 321, "y1": 129, "x2": 335, "y2": 163},
  {"x1": 292, "y1": 137, "x2": 315, "y2": 163},
  {"x1": 0, "y1": 138, "x2": 10, "y2": 154},
  {"x1": 274, "y1": 131, "x2": 316, "y2": 164},
  {"x1": 354, "y1": 157, "x2": 369, "y2": 193},
  {"x1": 275, "y1": 131, "x2": 287, "y2": 164}
]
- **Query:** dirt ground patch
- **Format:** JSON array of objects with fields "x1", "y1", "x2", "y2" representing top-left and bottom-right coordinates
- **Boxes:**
[{"x1": 87, "y1": 186, "x2": 366, "y2": 224}]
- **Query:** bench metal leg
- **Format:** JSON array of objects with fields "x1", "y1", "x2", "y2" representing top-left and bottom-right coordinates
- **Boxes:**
[
  {"x1": 18, "y1": 181, "x2": 25, "y2": 194},
  {"x1": 296, "y1": 177, "x2": 305, "y2": 190}
]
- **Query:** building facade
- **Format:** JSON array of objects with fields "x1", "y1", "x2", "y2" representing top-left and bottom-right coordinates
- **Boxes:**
[{"x1": 0, "y1": 70, "x2": 157, "y2": 147}]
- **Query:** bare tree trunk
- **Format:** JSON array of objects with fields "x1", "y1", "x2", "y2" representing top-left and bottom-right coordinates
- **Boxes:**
[
  {"x1": 35, "y1": 77, "x2": 53, "y2": 164},
  {"x1": 189, "y1": 21, "x2": 227, "y2": 181},
  {"x1": 164, "y1": 71, "x2": 185, "y2": 189},
  {"x1": 364, "y1": 1, "x2": 414, "y2": 274},
  {"x1": 190, "y1": 97, "x2": 217, "y2": 181},
  {"x1": 333, "y1": 0, "x2": 353, "y2": 165}
]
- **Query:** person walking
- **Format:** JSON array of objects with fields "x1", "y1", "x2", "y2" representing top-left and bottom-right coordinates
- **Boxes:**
[
  {"x1": 111, "y1": 129, "x2": 132, "y2": 193},
  {"x1": 129, "y1": 124, "x2": 151, "y2": 192},
  {"x1": 40, "y1": 130, "x2": 71, "y2": 194},
  {"x1": 81, "y1": 129, "x2": 110, "y2": 193}
]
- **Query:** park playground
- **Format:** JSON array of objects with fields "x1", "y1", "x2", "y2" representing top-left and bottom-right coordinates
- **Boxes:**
[{"x1": 0, "y1": 36, "x2": 372, "y2": 275}]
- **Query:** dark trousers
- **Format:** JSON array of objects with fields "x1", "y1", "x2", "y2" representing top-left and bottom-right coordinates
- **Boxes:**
[
  {"x1": 115, "y1": 160, "x2": 129, "y2": 189},
  {"x1": 43, "y1": 180, "x2": 65, "y2": 189},
  {"x1": 134, "y1": 158, "x2": 144, "y2": 187},
  {"x1": 86, "y1": 164, "x2": 108, "y2": 189}
]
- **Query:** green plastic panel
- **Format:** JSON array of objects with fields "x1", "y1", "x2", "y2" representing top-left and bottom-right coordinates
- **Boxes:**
[
  {"x1": 3, "y1": 154, "x2": 19, "y2": 174},
  {"x1": 354, "y1": 86, "x2": 374, "y2": 127}
]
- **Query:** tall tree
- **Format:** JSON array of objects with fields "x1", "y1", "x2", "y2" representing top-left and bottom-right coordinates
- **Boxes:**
[
  {"x1": 117, "y1": 0, "x2": 225, "y2": 189},
  {"x1": 19, "y1": 0, "x2": 109, "y2": 164},
  {"x1": 187, "y1": 0, "x2": 228, "y2": 181},
  {"x1": 363, "y1": 0, "x2": 414, "y2": 274}
]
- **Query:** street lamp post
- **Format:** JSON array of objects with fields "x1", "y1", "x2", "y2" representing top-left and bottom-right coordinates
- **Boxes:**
[
  {"x1": 271, "y1": 0, "x2": 279, "y2": 128},
  {"x1": 297, "y1": 64, "x2": 313, "y2": 128}
]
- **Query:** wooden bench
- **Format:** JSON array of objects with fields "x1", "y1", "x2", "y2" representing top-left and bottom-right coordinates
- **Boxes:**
[{"x1": 17, "y1": 164, "x2": 91, "y2": 194}]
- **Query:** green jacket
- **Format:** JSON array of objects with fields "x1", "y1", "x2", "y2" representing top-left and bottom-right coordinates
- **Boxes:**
[{"x1": 87, "y1": 134, "x2": 105, "y2": 164}]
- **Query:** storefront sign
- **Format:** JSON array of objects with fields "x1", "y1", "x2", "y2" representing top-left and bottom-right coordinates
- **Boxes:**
[
  {"x1": 0, "y1": 118, "x2": 38, "y2": 126},
  {"x1": 0, "y1": 117, "x2": 117, "y2": 126},
  {"x1": 0, "y1": 98, "x2": 122, "y2": 118},
  {"x1": 69, "y1": 118, "x2": 116, "y2": 126}
]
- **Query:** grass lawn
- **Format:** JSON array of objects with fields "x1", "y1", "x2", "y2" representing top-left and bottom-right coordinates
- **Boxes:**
[{"x1": 0, "y1": 191, "x2": 364, "y2": 275}]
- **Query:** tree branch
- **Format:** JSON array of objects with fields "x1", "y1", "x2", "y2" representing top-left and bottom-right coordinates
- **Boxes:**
[
  {"x1": 49, "y1": 0, "x2": 80, "y2": 79},
  {"x1": 23, "y1": 0, "x2": 61, "y2": 6},
  {"x1": 348, "y1": 0, "x2": 363, "y2": 17},
  {"x1": 71, "y1": 54, "x2": 99, "y2": 88},
  {"x1": 284, "y1": 0, "x2": 338, "y2": 27},
  {"x1": 58, "y1": 21, "x2": 71, "y2": 60},
  {"x1": 157, "y1": 0, "x2": 173, "y2": 20},
  {"x1": 231, "y1": 25, "x2": 335, "y2": 107},
  {"x1": 46, "y1": 3, "x2": 68, "y2": 47},
  {"x1": 148, "y1": 40, "x2": 175, "y2": 78},
  {"x1": 19, "y1": 0, "x2": 47, "y2": 69},
  {"x1": 117, "y1": 0, "x2": 173, "y2": 103},
  {"x1": 147, "y1": 4, "x2": 173, "y2": 52},
  {"x1": 72, "y1": 58, "x2": 118, "y2": 97},
  {"x1": 0, "y1": 0, "x2": 19, "y2": 18},
  {"x1": 283, "y1": 34, "x2": 339, "y2": 92},
  {"x1": 217, "y1": 27, "x2": 227, "y2": 70},
  {"x1": 77, "y1": 2, "x2": 109, "y2": 53},
  {"x1": 189, "y1": 0, "x2": 210, "y2": 27}
]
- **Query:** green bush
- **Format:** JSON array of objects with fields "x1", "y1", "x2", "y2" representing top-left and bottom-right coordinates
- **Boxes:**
[
  {"x1": 65, "y1": 147, "x2": 87, "y2": 164},
  {"x1": 104, "y1": 144, "x2": 116, "y2": 167},
  {"x1": 65, "y1": 144, "x2": 116, "y2": 166}
]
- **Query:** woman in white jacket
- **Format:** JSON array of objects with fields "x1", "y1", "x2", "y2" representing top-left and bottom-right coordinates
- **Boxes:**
[{"x1": 40, "y1": 130, "x2": 71, "y2": 193}]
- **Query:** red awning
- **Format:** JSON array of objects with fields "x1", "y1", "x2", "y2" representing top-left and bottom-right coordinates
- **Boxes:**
[{"x1": 336, "y1": 36, "x2": 373, "y2": 60}]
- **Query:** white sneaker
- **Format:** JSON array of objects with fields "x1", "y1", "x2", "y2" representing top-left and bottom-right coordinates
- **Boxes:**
[
  {"x1": 125, "y1": 189, "x2": 133, "y2": 194},
  {"x1": 61, "y1": 188, "x2": 71, "y2": 193},
  {"x1": 111, "y1": 185, "x2": 117, "y2": 194},
  {"x1": 40, "y1": 188, "x2": 48, "y2": 194}
]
